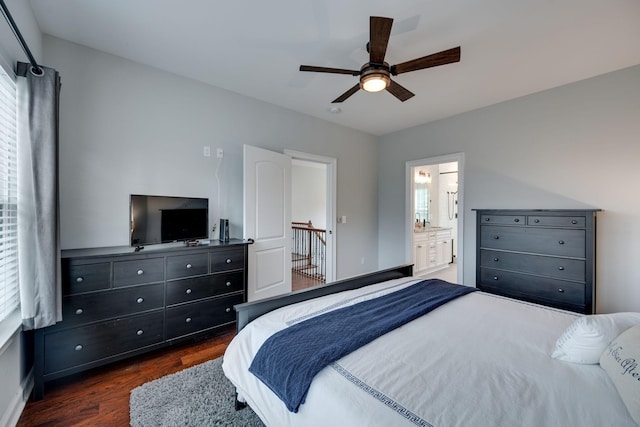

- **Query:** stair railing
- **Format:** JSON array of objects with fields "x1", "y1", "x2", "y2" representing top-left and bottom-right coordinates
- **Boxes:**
[{"x1": 291, "y1": 221, "x2": 326, "y2": 282}]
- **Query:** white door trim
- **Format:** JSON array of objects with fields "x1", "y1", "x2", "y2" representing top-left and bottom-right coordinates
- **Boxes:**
[
  {"x1": 405, "y1": 152, "x2": 465, "y2": 284},
  {"x1": 285, "y1": 149, "x2": 337, "y2": 283}
]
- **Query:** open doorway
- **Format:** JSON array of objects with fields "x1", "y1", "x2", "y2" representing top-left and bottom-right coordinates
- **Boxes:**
[
  {"x1": 286, "y1": 150, "x2": 337, "y2": 291},
  {"x1": 406, "y1": 153, "x2": 464, "y2": 284}
]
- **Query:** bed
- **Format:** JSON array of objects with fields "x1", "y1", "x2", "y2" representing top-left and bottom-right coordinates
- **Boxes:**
[{"x1": 222, "y1": 265, "x2": 639, "y2": 426}]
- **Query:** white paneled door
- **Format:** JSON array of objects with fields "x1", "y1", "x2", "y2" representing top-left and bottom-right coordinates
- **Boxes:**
[{"x1": 243, "y1": 145, "x2": 292, "y2": 301}]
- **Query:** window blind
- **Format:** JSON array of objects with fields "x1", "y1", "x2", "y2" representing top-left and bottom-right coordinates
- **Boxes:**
[{"x1": 0, "y1": 66, "x2": 19, "y2": 323}]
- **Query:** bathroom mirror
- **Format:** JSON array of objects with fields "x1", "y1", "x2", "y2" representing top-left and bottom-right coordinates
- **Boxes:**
[{"x1": 414, "y1": 182, "x2": 429, "y2": 225}]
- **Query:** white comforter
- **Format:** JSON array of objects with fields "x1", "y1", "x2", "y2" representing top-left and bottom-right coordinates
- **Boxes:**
[{"x1": 222, "y1": 278, "x2": 635, "y2": 426}]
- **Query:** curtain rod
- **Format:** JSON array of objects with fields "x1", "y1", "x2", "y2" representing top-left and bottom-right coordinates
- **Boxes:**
[{"x1": 0, "y1": 0, "x2": 43, "y2": 75}]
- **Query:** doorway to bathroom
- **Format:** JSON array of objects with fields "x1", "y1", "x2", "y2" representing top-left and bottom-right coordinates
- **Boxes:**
[{"x1": 406, "y1": 153, "x2": 464, "y2": 284}]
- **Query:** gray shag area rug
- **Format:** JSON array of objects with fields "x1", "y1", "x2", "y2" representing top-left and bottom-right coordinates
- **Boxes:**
[{"x1": 130, "y1": 357, "x2": 264, "y2": 426}]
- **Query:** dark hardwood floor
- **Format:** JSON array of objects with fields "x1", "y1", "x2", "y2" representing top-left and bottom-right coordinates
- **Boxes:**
[
  {"x1": 17, "y1": 273, "x2": 320, "y2": 426},
  {"x1": 17, "y1": 325, "x2": 236, "y2": 427},
  {"x1": 292, "y1": 271, "x2": 324, "y2": 292}
]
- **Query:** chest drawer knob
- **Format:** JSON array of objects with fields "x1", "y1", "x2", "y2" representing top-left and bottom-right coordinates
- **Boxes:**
[
  {"x1": 493, "y1": 257, "x2": 499, "y2": 262},
  {"x1": 485, "y1": 217, "x2": 491, "y2": 222},
  {"x1": 226, "y1": 281, "x2": 232, "y2": 287},
  {"x1": 493, "y1": 235, "x2": 500, "y2": 240},
  {"x1": 75, "y1": 276, "x2": 84, "y2": 283},
  {"x1": 137, "y1": 329, "x2": 144, "y2": 336},
  {"x1": 75, "y1": 308, "x2": 84, "y2": 315},
  {"x1": 186, "y1": 263, "x2": 192, "y2": 269},
  {"x1": 493, "y1": 276, "x2": 499, "y2": 280},
  {"x1": 571, "y1": 219, "x2": 578, "y2": 224},
  {"x1": 75, "y1": 345, "x2": 83, "y2": 351},
  {"x1": 558, "y1": 288, "x2": 565, "y2": 293},
  {"x1": 558, "y1": 266, "x2": 565, "y2": 271},
  {"x1": 534, "y1": 219, "x2": 540, "y2": 223},
  {"x1": 137, "y1": 269, "x2": 144, "y2": 275},
  {"x1": 185, "y1": 317, "x2": 192, "y2": 323},
  {"x1": 513, "y1": 218, "x2": 520, "y2": 223},
  {"x1": 226, "y1": 258, "x2": 232, "y2": 264},
  {"x1": 558, "y1": 240, "x2": 565, "y2": 245},
  {"x1": 225, "y1": 307, "x2": 231, "y2": 313},
  {"x1": 136, "y1": 297, "x2": 144, "y2": 304},
  {"x1": 185, "y1": 288, "x2": 192, "y2": 294}
]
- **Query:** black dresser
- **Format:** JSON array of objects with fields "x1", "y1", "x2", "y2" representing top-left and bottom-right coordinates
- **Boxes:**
[
  {"x1": 475, "y1": 209, "x2": 598, "y2": 314},
  {"x1": 33, "y1": 240, "x2": 248, "y2": 400}
]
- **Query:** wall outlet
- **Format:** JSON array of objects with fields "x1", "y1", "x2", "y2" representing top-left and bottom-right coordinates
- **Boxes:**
[
  {"x1": 217, "y1": 148, "x2": 224, "y2": 158},
  {"x1": 203, "y1": 146, "x2": 211, "y2": 157}
]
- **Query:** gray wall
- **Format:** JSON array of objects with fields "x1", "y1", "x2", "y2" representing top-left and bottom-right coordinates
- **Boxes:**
[
  {"x1": 378, "y1": 64, "x2": 640, "y2": 314},
  {"x1": 43, "y1": 35, "x2": 380, "y2": 279}
]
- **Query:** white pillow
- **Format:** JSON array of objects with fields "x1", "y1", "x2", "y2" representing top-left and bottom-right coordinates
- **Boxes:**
[
  {"x1": 551, "y1": 312, "x2": 640, "y2": 364},
  {"x1": 599, "y1": 324, "x2": 640, "y2": 425}
]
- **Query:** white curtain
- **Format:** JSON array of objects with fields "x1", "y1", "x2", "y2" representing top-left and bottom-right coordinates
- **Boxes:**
[{"x1": 16, "y1": 62, "x2": 62, "y2": 330}]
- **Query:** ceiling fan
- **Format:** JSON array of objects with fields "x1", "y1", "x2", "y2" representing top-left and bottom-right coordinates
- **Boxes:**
[{"x1": 299, "y1": 16, "x2": 461, "y2": 103}]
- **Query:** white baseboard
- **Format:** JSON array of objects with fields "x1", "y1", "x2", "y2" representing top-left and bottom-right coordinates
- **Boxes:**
[{"x1": 1, "y1": 368, "x2": 33, "y2": 427}]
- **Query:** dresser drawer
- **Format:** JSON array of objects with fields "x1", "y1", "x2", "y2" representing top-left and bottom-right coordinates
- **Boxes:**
[
  {"x1": 166, "y1": 271, "x2": 244, "y2": 305},
  {"x1": 44, "y1": 310, "x2": 164, "y2": 374},
  {"x1": 166, "y1": 253, "x2": 209, "y2": 279},
  {"x1": 480, "y1": 268, "x2": 585, "y2": 307},
  {"x1": 64, "y1": 261, "x2": 111, "y2": 294},
  {"x1": 479, "y1": 214, "x2": 526, "y2": 226},
  {"x1": 480, "y1": 225, "x2": 585, "y2": 257},
  {"x1": 113, "y1": 257, "x2": 164, "y2": 287},
  {"x1": 166, "y1": 293, "x2": 243, "y2": 339},
  {"x1": 60, "y1": 284, "x2": 164, "y2": 328},
  {"x1": 480, "y1": 250, "x2": 585, "y2": 282},
  {"x1": 527, "y1": 215, "x2": 585, "y2": 228},
  {"x1": 210, "y1": 247, "x2": 245, "y2": 272}
]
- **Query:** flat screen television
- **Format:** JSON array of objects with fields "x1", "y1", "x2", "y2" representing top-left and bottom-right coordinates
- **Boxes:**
[{"x1": 130, "y1": 194, "x2": 208, "y2": 246}]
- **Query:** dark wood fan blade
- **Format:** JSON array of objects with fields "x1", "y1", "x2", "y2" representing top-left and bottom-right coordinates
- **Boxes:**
[
  {"x1": 392, "y1": 46, "x2": 461, "y2": 75},
  {"x1": 332, "y1": 84, "x2": 360, "y2": 103},
  {"x1": 300, "y1": 65, "x2": 360, "y2": 75},
  {"x1": 386, "y1": 80, "x2": 415, "y2": 102},
  {"x1": 369, "y1": 16, "x2": 393, "y2": 64}
]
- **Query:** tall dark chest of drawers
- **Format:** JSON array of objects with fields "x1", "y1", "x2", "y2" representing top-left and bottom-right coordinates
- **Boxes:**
[
  {"x1": 475, "y1": 209, "x2": 598, "y2": 314},
  {"x1": 33, "y1": 240, "x2": 248, "y2": 400}
]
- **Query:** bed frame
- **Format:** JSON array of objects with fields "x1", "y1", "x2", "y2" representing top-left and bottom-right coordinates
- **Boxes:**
[{"x1": 234, "y1": 264, "x2": 414, "y2": 332}]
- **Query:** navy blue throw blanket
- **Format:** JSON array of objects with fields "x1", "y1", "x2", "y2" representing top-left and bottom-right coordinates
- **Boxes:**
[{"x1": 249, "y1": 279, "x2": 476, "y2": 412}]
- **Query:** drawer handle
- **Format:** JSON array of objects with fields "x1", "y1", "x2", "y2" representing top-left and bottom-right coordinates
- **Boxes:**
[
  {"x1": 137, "y1": 329, "x2": 144, "y2": 336},
  {"x1": 534, "y1": 219, "x2": 540, "y2": 223},
  {"x1": 558, "y1": 240, "x2": 565, "y2": 245},
  {"x1": 137, "y1": 269, "x2": 144, "y2": 275},
  {"x1": 558, "y1": 288, "x2": 565, "y2": 293},
  {"x1": 76, "y1": 276, "x2": 84, "y2": 283},
  {"x1": 226, "y1": 258, "x2": 232, "y2": 264},
  {"x1": 571, "y1": 219, "x2": 578, "y2": 224},
  {"x1": 493, "y1": 257, "x2": 499, "y2": 262},
  {"x1": 75, "y1": 308, "x2": 84, "y2": 315},
  {"x1": 493, "y1": 276, "x2": 499, "y2": 280},
  {"x1": 225, "y1": 307, "x2": 231, "y2": 313},
  {"x1": 186, "y1": 263, "x2": 192, "y2": 269},
  {"x1": 75, "y1": 344, "x2": 83, "y2": 351},
  {"x1": 513, "y1": 218, "x2": 520, "y2": 223},
  {"x1": 186, "y1": 288, "x2": 192, "y2": 294},
  {"x1": 493, "y1": 235, "x2": 500, "y2": 240},
  {"x1": 485, "y1": 217, "x2": 490, "y2": 221},
  {"x1": 226, "y1": 281, "x2": 232, "y2": 287},
  {"x1": 185, "y1": 317, "x2": 192, "y2": 323},
  {"x1": 558, "y1": 266, "x2": 565, "y2": 271},
  {"x1": 136, "y1": 297, "x2": 144, "y2": 304}
]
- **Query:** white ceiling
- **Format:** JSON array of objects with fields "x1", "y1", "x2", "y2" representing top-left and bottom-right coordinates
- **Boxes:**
[{"x1": 28, "y1": 0, "x2": 640, "y2": 136}]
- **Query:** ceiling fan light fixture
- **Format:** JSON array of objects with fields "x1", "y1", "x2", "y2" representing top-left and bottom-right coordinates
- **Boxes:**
[{"x1": 360, "y1": 66, "x2": 390, "y2": 93}]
